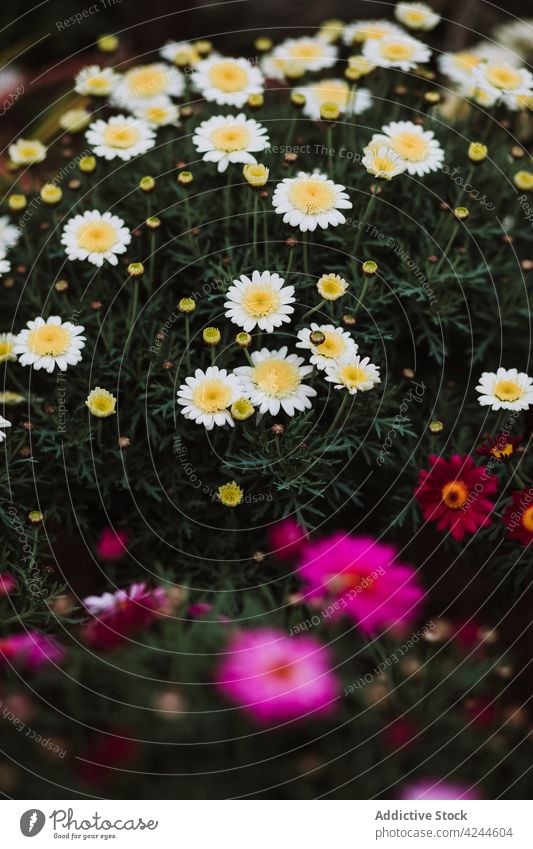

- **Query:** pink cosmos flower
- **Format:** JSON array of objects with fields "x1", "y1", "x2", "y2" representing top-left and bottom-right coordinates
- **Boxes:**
[
  {"x1": 0, "y1": 572, "x2": 16, "y2": 595},
  {"x1": 215, "y1": 627, "x2": 340, "y2": 723},
  {"x1": 96, "y1": 527, "x2": 128, "y2": 560},
  {"x1": 187, "y1": 602, "x2": 214, "y2": 619},
  {"x1": 0, "y1": 631, "x2": 65, "y2": 669},
  {"x1": 297, "y1": 533, "x2": 424, "y2": 634},
  {"x1": 400, "y1": 778, "x2": 480, "y2": 800},
  {"x1": 268, "y1": 518, "x2": 308, "y2": 561},
  {"x1": 83, "y1": 583, "x2": 168, "y2": 650}
]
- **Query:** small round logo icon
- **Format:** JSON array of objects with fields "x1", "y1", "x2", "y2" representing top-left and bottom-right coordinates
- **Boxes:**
[{"x1": 20, "y1": 810, "x2": 46, "y2": 837}]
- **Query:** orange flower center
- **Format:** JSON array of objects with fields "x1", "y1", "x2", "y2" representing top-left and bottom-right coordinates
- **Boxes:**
[
  {"x1": 441, "y1": 480, "x2": 469, "y2": 509},
  {"x1": 521, "y1": 506, "x2": 533, "y2": 532}
]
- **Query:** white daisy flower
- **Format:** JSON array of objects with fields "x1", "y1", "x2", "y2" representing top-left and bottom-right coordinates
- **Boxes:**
[
  {"x1": 74, "y1": 65, "x2": 120, "y2": 97},
  {"x1": 293, "y1": 78, "x2": 372, "y2": 120},
  {"x1": 455, "y1": 79, "x2": 499, "y2": 108},
  {"x1": 0, "y1": 216, "x2": 20, "y2": 251},
  {"x1": 234, "y1": 347, "x2": 316, "y2": 416},
  {"x1": 14, "y1": 316, "x2": 86, "y2": 373},
  {"x1": 133, "y1": 96, "x2": 180, "y2": 127},
  {"x1": 325, "y1": 354, "x2": 381, "y2": 394},
  {"x1": 272, "y1": 37, "x2": 338, "y2": 73},
  {"x1": 192, "y1": 113, "x2": 269, "y2": 173},
  {"x1": 86, "y1": 115, "x2": 156, "y2": 161},
  {"x1": 362, "y1": 144, "x2": 406, "y2": 180},
  {"x1": 0, "y1": 333, "x2": 17, "y2": 362},
  {"x1": 111, "y1": 63, "x2": 184, "y2": 110},
  {"x1": 224, "y1": 270, "x2": 295, "y2": 333},
  {"x1": 438, "y1": 50, "x2": 488, "y2": 85},
  {"x1": 492, "y1": 19, "x2": 533, "y2": 62},
  {"x1": 376, "y1": 121, "x2": 444, "y2": 175},
  {"x1": 363, "y1": 33, "x2": 431, "y2": 70},
  {"x1": 343, "y1": 19, "x2": 404, "y2": 47},
  {"x1": 9, "y1": 138, "x2": 46, "y2": 165},
  {"x1": 177, "y1": 366, "x2": 244, "y2": 430},
  {"x1": 61, "y1": 210, "x2": 131, "y2": 267},
  {"x1": 272, "y1": 171, "x2": 352, "y2": 232},
  {"x1": 476, "y1": 368, "x2": 533, "y2": 411},
  {"x1": 0, "y1": 255, "x2": 11, "y2": 277},
  {"x1": 395, "y1": 2, "x2": 441, "y2": 31},
  {"x1": 0, "y1": 415, "x2": 11, "y2": 442},
  {"x1": 472, "y1": 63, "x2": 533, "y2": 110},
  {"x1": 191, "y1": 56, "x2": 264, "y2": 107},
  {"x1": 296, "y1": 323, "x2": 358, "y2": 371},
  {"x1": 159, "y1": 40, "x2": 201, "y2": 68}
]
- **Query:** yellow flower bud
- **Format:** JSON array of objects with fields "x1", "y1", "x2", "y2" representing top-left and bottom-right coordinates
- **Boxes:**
[
  {"x1": 514, "y1": 170, "x2": 533, "y2": 191},
  {"x1": 79, "y1": 156, "x2": 97, "y2": 173},
  {"x1": 203, "y1": 327, "x2": 221, "y2": 346},
  {"x1": 231, "y1": 398, "x2": 254, "y2": 421},
  {"x1": 217, "y1": 481, "x2": 243, "y2": 507},
  {"x1": 8, "y1": 194, "x2": 27, "y2": 212},
  {"x1": 128, "y1": 262, "x2": 144, "y2": 277},
  {"x1": 139, "y1": 176, "x2": 156, "y2": 192},
  {"x1": 468, "y1": 142, "x2": 488, "y2": 163},
  {"x1": 242, "y1": 163, "x2": 269, "y2": 187},
  {"x1": 178, "y1": 298, "x2": 196, "y2": 314},
  {"x1": 40, "y1": 183, "x2": 62, "y2": 204},
  {"x1": 97, "y1": 34, "x2": 119, "y2": 53},
  {"x1": 320, "y1": 102, "x2": 340, "y2": 121},
  {"x1": 86, "y1": 387, "x2": 117, "y2": 418}
]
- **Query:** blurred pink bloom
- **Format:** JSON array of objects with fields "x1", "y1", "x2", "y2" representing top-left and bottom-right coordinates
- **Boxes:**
[
  {"x1": 216, "y1": 627, "x2": 340, "y2": 723},
  {"x1": 297, "y1": 532, "x2": 424, "y2": 634},
  {"x1": 187, "y1": 602, "x2": 214, "y2": 618},
  {"x1": 0, "y1": 573, "x2": 16, "y2": 595},
  {"x1": 96, "y1": 527, "x2": 128, "y2": 560},
  {"x1": 400, "y1": 778, "x2": 480, "y2": 800},
  {"x1": 268, "y1": 518, "x2": 308, "y2": 561},
  {"x1": 83, "y1": 583, "x2": 168, "y2": 651},
  {"x1": 0, "y1": 631, "x2": 65, "y2": 669}
]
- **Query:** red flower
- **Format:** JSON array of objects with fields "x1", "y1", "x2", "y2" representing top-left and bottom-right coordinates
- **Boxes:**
[
  {"x1": 415, "y1": 454, "x2": 498, "y2": 540},
  {"x1": 476, "y1": 433, "x2": 522, "y2": 461},
  {"x1": 82, "y1": 583, "x2": 168, "y2": 651},
  {"x1": 503, "y1": 488, "x2": 533, "y2": 545}
]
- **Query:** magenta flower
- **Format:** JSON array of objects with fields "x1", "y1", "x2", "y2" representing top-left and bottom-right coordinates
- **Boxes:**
[
  {"x1": 0, "y1": 631, "x2": 65, "y2": 669},
  {"x1": 0, "y1": 572, "x2": 16, "y2": 595},
  {"x1": 96, "y1": 527, "x2": 128, "y2": 560},
  {"x1": 215, "y1": 627, "x2": 340, "y2": 723},
  {"x1": 297, "y1": 532, "x2": 424, "y2": 634},
  {"x1": 83, "y1": 582, "x2": 168, "y2": 650},
  {"x1": 268, "y1": 518, "x2": 308, "y2": 561},
  {"x1": 400, "y1": 778, "x2": 480, "y2": 800}
]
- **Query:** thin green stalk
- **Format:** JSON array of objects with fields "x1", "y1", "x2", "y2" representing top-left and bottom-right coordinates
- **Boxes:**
[
  {"x1": 185, "y1": 315, "x2": 191, "y2": 372},
  {"x1": 433, "y1": 221, "x2": 459, "y2": 278},
  {"x1": 301, "y1": 299, "x2": 325, "y2": 323},
  {"x1": 252, "y1": 192, "x2": 259, "y2": 265},
  {"x1": 326, "y1": 392, "x2": 350, "y2": 438},
  {"x1": 351, "y1": 191, "x2": 377, "y2": 261},
  {"x1": 129, "y1": 279, "x2": 139, "y2": 329}
]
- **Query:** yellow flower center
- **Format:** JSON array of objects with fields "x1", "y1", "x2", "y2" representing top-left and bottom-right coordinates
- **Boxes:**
[
  {"x1": 192, "y1": 379, "x2": 232, "y2": 413},
  {"x1": 521, "y1": 506, "x2": 533, "y2": 532},
  {"x1": 372, "y1": 156, "x2": 397, "y2": 174},
  {"x1": 315, "y1": 331, "x2": 346, "y2": 358},
  {"x1": 354, "y1": 25, "x2": 388, "y2": 42},
  {"x1": 87, "y1": 75, "x2": 110, "y2": 92},
  {"x1": 210, "y1": 125, "x2": 250, "y2": 152},
  {"x1": 27, "y1": 324, "x2": 70, "y2": 357},
  {"x1": 391, "y1": 131, "x2": 430, "y2": 162},
  {"x1": 455, "y1": 52, "x2": 483, "y2": 71},
  {"x1": 89, "y1": 393, "x2": 115, "y2": 415},
  {"x1": 209, "y1": 62, "x2": 248, "y2": 92},
  {"x1": 253, "y1": 358, "x2": 300, "y2": 398},
  {"x1": 441, "y1": 480, "x2": 469, "y2": 509},
  {"x1": 404, "y1": 10, "x2": 426, "y2": 25},
  {"x1": 102, "y1": 124, "x2": 141, "y2": 149},
  {"x1": 381, "y1": 41, "x2": 415, "y2": 61},
  {"x1": 126, "y1": 67, "x2": 168, "y2": 98},
  {"x1": 493, "y1": 379, "x2": 523, "y2": 402},
  {"x1": 77, "y1": 220, "x2": 118, "y2": 253},
  {"x1": 242, "y1": 285, "x2": 280, "y2": 317},
  {"x1": 288, "y1": 41, "x2": 323, "y2": 60},
  {"x1": 146, "y1": 106, "x2": 170, "y2": 124},
  {"x1": 18, "y1": 143, "x2": 41, "y2": 159},
  {"x1": 313, "y1": 81, "x2": 349, "y2": 109},
  {"x1": 490, "y1": 442, "x2": 514, "y2": 459},
  {"x1": 0, "y1": 340, "x2": 14, "y2": 360},
  {"x1": 318, "y1": 275, "x2": 346, "y2": 299},
  {"x1": 486, "y1": 66, "x2": 522, "y2": 90},
  {"x1": 339, "y1": 364, "x2": 367, "y2": 388},
  {"x1": 289, "y1": 179, "x2": 335, "y2": 215}
]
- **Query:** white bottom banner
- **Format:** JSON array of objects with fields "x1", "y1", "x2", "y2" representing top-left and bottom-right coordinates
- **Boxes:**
[{"x1": 1, "y1": 800, "x2": 531, "y2": 847}]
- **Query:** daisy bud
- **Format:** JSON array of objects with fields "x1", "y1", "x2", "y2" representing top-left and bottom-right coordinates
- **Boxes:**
[
  {"x1": 68, "y1": 179, "x2": 81, "y2": 190},
  {"x1": 8, "y1": 194, "x2": 26, "y2": 212},
  {"x1": 247, "y1": 93, "x2": 264, "y2": 109},
  {"x1": 59, "y1": 109, "x2": 91, "y2": 133},
  {"x1": 177, "y1": 170, "x2": 193, "y2": 185},
  {"x1": 513, "y1": 170, "x2": 533, "y2": 191},
  {"x1": 54, "y1": 280, "x2": 69, "y2": 292},
  {"x1": 235, "y1": 331, "x2": 252, "y2": 348},
  {"x1": 422, "y1": 619, "x2": 452, "y2": 642},
  {"x1": 118, "y1": 436, "x2": 131, "y2": 449},
  {"x1": 253, "y1": 550, "x2": 266, "y2": 562},
  {"x1": 217, "y1": 481, "x2": 244, "y2": 507},
  {"x1": 146, "y1": 216, "x2": 161, "y2": 230},
  {"x1": 317, "y1": 272, "x2": 348, "y2": 300},
  {"x1": 362, "y1": 260, "x2": 378, "y2": 276},
  {"x1": 511, "y1": 145, "x2": 525, "y2": 159},
  {"x1": 128, "y1": 262, "x2": 144, "y2": 278},
  {"x1": 97, "y1": 34, "x2": 119, "y2": 52},
  {"x1": 429, "y1": 420, "x2": 444, "y2": 433},
  {"x1": 454, "y1": 206, "x2": 469, "y2": 220},
  {"x1": 345, "y1": 67, "x2": 361, "y2": 81},
  {"x1": 139, "y1": 175, "x2": 156, "y2": 192},
  {"x1": 91, "y1": 300, "x2": 102, "y2": 309},
  {"x1": 40, "y1": 183, "x2": 62, "y2": 205},
  {"x1": 290, "y1": 92, "x2": 306, "y2": 108},
  {"x1": 424, "y1": 91, "x2": 440, "y2": 104},
  {"x1": 319, "y1": 102, "x2": 340, "y2": 121},
  {"x1": 203, "y1": 326, "x2": 221, "y2": 346},
  {"x1": 231, "y1": 398, "x2": 254, "y2": 421},
  {"x1": 309, "y1": 330, "x2": 326, "y2": 346},
  {"x1": 162, "y1": 360, "x2": 174, "y2": 370},
  {"x1": 152, "y1": 688, "x2": 188, "y2": 719},
  {"x1": 319, "y1": 19, "x2": 344, "y2": 42},
  {"x1": 243, "y1": 163, "x2": 269, "y2": 187},
  {"x1": 284, "y1": 152, "x2": 298, "y2": 164},
  {"x1": 178, "y1": 298, "x2": 196, "y2": 314},
  {"x1": 79, "y1": 155, "x2": 97, "y2": 173},
  {"x1": 394, "y1": 84, "x2": 409, "y2": 96},
  {"x1": 521, "y1": 259, "x2": 533, "y2": 271},
  {"x1": 346, "y1": 55, "x2": 375, "y2": 78},
  {"x1": 286, "y1": 236, "x2": 298, "y2": 248},
  {"x1": 194, "y1": 40, "x2": 212, "y2": 55},
  {"x1": 468, "y1": 142, "x2": 488, "y2": 163},
  {"x1": 180, "y1": 106, "x2": 193, "y2": 119},
  {"x1": 255, "y1": 37, "x2": 273, "y2": 51},
  {"x1": 86, "y1": 387, "x2": 117, "y2": 418},
  {"x1": 28, "y1": 510, "x2": 43, "y2": 524},
  {"x1": 402, "y1": 368, "x2": 415, "y2": 378},
  {"x1": 272, "y1": 423, "x2": 285, "y2": 436},
  {"x1": 342, "y1": 314, "x2": 356, "y2": 327}
]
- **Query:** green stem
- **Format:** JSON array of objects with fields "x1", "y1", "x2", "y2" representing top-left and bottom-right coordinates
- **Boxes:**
[
  {"x1": 301, "y1": 299, "x2": 325, "y2": 323},
  {"x1": 326, "y1": 392, "x2": 350, "y2": 438},
  {"x1": 433, "y1": 221, "x2": 459, "y2": 278},
  {"x1": 252, "y1": 192, "x2": 259, "y2": 265},
  {"x1": 185, "y1": 315, "x2": 191, "y2": 372},
  {"x1": 129, "y1": 279, "x2": 139, "y2": 329},
  {"x1": 351, "y1": 191, "x2": 377, "y2": 261}
]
